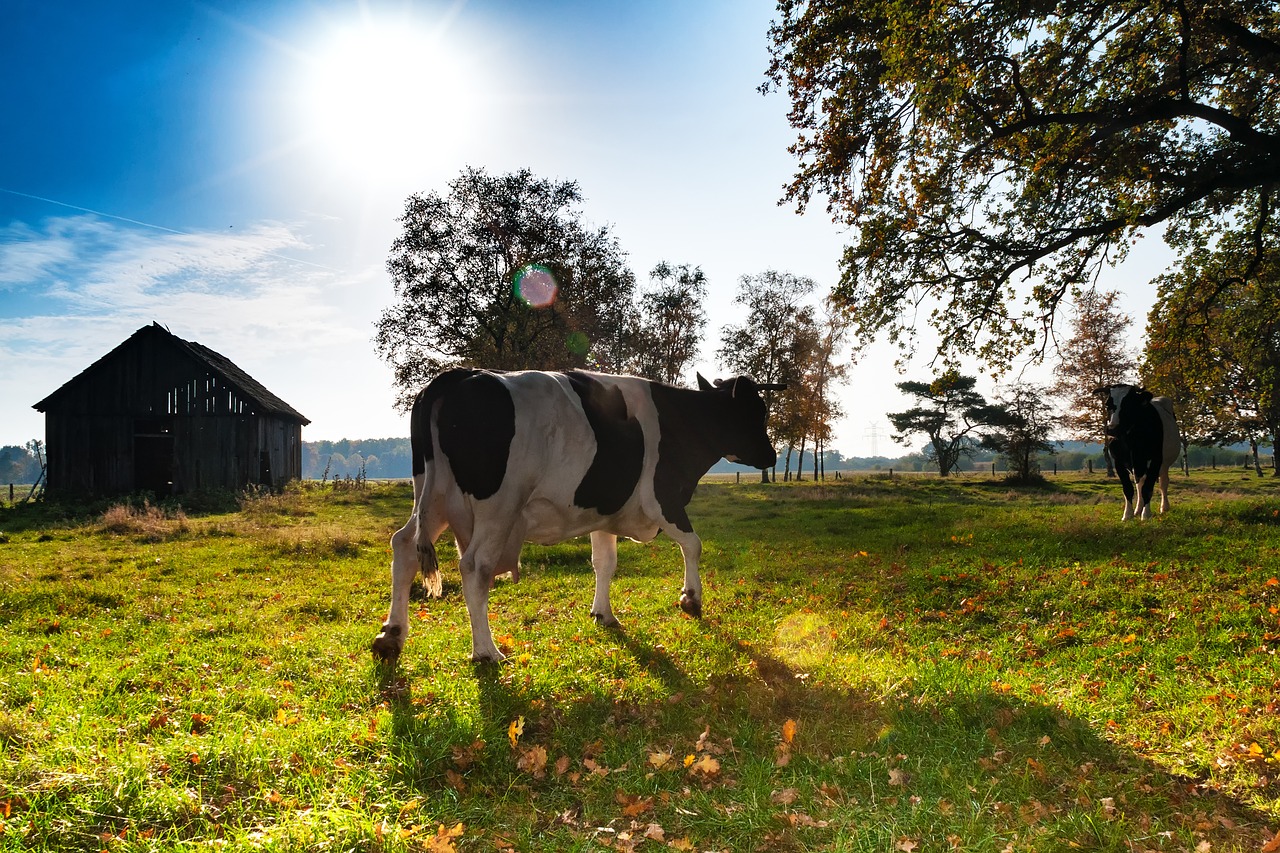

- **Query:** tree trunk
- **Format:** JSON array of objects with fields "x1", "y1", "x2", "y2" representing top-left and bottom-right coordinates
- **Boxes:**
[
  {"x1": 1252, "y1": 439, "x2": 1264, "y2": 476},
  {"x1": 814, "y1": 435, "x2": 821, "y2": 481},
  {"x1": 783, "y1": 445, "x2": 794, "y2": 482},
  {"x1": 1103, "y1": 443, "x2": 1116, "y2": 477},
  {"x1": 796, "y1": 437, "x2": 807, "y2": 481}
]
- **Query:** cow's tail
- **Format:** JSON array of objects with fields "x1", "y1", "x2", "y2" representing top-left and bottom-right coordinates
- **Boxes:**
[{"x1": 409, "y1": 369, "x2": 483, "y2": 598}]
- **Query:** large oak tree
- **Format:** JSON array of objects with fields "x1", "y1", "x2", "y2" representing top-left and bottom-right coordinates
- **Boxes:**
[
  {"x1": 764, "y1": 0, "x2": 1280, "y2": 367},
  {"x1": 1143, "y1": 223, "x2": 1280, "y2": 474},
  {"x1": 375, "y1": 168, "x2": 636, "y2": 407}
]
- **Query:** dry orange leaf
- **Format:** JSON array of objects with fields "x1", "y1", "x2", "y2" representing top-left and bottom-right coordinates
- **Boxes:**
[
  {"x1": 689, "y1": 754, "x2": 721, "y2": 776},
  {"x1": 507, "y1": 716, "x2": 524, "y2": 749},
  {"x1": 424, "y1": 822, "x2": 464, "y2": 853},
  {"x1": 615, "y1": 791, "x2": 654, "y2": 817},
  {"x1": 782, "y1": 718, "x2": 797, "y2": 745}
]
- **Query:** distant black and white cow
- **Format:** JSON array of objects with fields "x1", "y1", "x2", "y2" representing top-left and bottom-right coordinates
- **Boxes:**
[
  {"x1": 1096, "y1": 384, "x2": 1181, "y2": 521},
  {"x1": 372, "y1": 369, "x2": 782, "y2": 663}
]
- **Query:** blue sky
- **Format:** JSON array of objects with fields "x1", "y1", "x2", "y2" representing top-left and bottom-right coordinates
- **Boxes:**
[{"x1": 1, "y1": 1, "x2": 1168, "y2": 457}]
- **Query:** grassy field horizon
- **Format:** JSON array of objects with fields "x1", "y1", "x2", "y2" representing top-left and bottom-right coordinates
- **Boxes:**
[{"x1": 2, "y1": 471, "x2": 1278, "y2": 851}]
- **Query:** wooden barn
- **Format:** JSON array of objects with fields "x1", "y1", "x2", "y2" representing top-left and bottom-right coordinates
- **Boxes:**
[{"x1": 33, "y1": 323, "x2": 310, "y2": 496}]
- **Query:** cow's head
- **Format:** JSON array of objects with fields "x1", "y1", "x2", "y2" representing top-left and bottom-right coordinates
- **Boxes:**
[
  {"x1": 1095, "y1": 384, "x2": 1153, "y2": 435},
  {"x1": 697, "y1": 373, "x2": 783, "y2": 469}
]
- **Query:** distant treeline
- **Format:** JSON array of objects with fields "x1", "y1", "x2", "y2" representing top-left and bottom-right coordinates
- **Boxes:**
[
  {"x1": 302, "y1": 438, "x2": 1273, "y2": 481},
  {"x1": 1, "y1": 445, "x2": 43, "y2": 484},
  {"x1": 303, "y1": 438, "x2": 412, "y2": 481}
]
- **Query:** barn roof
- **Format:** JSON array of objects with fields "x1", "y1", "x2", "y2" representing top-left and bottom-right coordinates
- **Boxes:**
[{"x1": 33, "y1": 322, "x2": 311, "y2": 424}]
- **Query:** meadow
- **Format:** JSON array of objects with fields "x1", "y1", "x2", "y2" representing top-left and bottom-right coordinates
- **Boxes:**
[{"x1": 1, "y1": 471, "x2": 1278, "y2": 852}]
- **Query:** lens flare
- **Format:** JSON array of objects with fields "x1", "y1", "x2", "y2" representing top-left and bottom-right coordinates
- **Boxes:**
[
  {"x1": 513, "y1": 264, "x2": 558, "y2": 308},
  {"x1": 565, "y1": 331, "x2": 590, "y2": 356}
]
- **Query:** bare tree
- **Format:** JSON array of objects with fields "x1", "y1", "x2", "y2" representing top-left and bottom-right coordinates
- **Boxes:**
[
  {"x1": 632, "y1": 262, "x2": 708, "y2": 385},
  {"x1": 718, "y1": 271, "x2": 817, "y2": 482},
  {"x1": 1051, "y1": 290, "x2": 1137, "y2": 476}
]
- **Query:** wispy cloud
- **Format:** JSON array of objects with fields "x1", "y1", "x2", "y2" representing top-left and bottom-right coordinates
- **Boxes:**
[{"x1": 1, "y1": 213, "x2": 394, "y2": 444}]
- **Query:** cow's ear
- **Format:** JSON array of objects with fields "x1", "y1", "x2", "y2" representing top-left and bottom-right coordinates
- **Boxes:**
[
  {"x1": 1136, "y1": 388, "x2": 1154, "y2": 402},
  {"x1": 1094, "y1": 386, "x2": 1112, "y2": 400},
  {"x1": 729, "y1": 377, "x2": 741, "y2": 398},
  {"x1": 696, "y1": 373, "x2": 714, "y2": 392}
]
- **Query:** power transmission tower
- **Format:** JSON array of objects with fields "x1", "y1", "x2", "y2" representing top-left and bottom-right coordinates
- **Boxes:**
[{"x1": 864, "y1": 422, "x2": 882, "y2": 458}]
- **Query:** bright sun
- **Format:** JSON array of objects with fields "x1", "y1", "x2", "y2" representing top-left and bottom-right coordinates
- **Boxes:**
[{"x1": 294, "y1": 15, "x2": 485, "y2": 187}]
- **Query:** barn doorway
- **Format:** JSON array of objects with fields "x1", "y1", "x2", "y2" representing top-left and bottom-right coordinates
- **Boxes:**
[{"x1": 134, "y1": 417, "x2": 175, "y2": 495}]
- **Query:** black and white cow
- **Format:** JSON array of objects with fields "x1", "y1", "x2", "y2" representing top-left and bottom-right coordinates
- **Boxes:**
[
  {"x1": 1096, "y1": 384, "x2": 1181, "y2": 521},
  {"x1": 372, "y1": 368, "x2": 781, "y2": 663}
]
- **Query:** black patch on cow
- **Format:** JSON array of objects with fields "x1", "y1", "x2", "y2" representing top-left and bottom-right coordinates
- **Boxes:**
[
  {"x1": 435, "y1": 371, "x2": 516, "y2": 500},
  {"x1": 565, "y1": 371, "x2": 644, "y2": 515},
  {"x1": 649, "y1": 382, "x2": 725, "y2": 533},
  {"x1": 411, "y1": 368, "x2": 486, "y2": 477}
]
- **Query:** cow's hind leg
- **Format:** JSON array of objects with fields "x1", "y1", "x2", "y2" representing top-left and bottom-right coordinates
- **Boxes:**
[
  {"x1": 459, "y1": 540, "x2": 505, "y2": 663},
  {"x1": 373, "y1": 513, "x2": 423, "y2": 662},
  {"x1": 1158, "y1": 465, "x2": 1171, "y2": 514},
  {"x1": 590, "y1": 531, "x2": 620, "y2": 628}
]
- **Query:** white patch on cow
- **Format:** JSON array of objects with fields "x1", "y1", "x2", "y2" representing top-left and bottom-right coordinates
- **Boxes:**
[{"x1": 1107, "y1": 385, "x2": 1129, "y2": 432}]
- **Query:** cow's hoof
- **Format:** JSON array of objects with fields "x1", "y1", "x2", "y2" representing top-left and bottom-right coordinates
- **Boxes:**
[
  {"x1": 679, "y1": 591, "x2": 702, "y2": 619},
  {"x1": 592, "y1": 611, "x2": 620, "y2": 629},
  {"x1": 471, "y1": 649, "x2": 506, "y2": 665},
  {"x1": 371, "y1": 625, "x2": 402, "y2": 663}
]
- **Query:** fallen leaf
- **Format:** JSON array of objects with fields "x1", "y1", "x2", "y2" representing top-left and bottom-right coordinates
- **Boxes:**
[
  {"x1": 782, "y1": 719, "x2": 797, "y2": 745},
  {"x1": 642, "y1": 823, "x2": 665, "y2": 842},
  {"x1": 648, "y1": 751, "x2": 674, "y2": 771},
  {"x1": 555, "y1": 755, "x2": 572, "y2": 776},
  {"x1": 668, "y1": 839, "x2": 695, "y2": 852},
  {"x1": 1260, "y1": 832, "x2": 1280, "y2": 853},
  {"x1": 424, "y1": 822, "x2": 464, "y2": 853},
  {"x1": 507, "y1": 716, "x2": 524, "y2": 749},
  {"x1": 689, "y1": 755, "x2": 720, "y2": 777},
  {"x1": 888, "y1": 768, "x2": 908, "y2": 787},
  {"x1": 896, "y1": 839, "x2": 919, "y2": 853},
  {"x1": 517, "y1": 745, "x2": 547, "y2": 777},
  {"x1": 770, "y1": 788, "x2": 800, "y2": 805},
  {"x1": 614, "y1": 791, "x2": 653, "y2": 817}
]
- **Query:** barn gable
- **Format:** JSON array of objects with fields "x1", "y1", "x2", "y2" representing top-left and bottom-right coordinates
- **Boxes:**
[{"x1": 33, "y1": 323, "x2": 310, "y2": 496}]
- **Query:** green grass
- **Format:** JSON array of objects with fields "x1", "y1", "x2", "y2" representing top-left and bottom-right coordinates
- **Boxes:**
[{"x1": 1, "y1": 472, "x2": 1279, "y2": 851}]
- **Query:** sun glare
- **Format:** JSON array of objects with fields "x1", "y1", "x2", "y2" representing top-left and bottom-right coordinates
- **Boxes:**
[{"x1": 294, "y1": 15, "x2": 485, "y2": 187}]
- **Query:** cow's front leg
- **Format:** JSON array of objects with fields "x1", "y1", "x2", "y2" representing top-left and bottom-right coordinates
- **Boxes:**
[
  {"x1": 590, "y1": 530, "x2": 620, "y2": 628},
  {"x1": 1116, "y1": 468, "x2": 1136, "y2": 521},
  {"x1": 372, "y1": 517, "x2": 420, "y2": 662},
  {"x1": 1136, "y1": 473, "x2": 1154, "y2": 520},
  {"x1": 664, "y1": 526, "x2": 703, "y2": 618},
  {"x1": 459, "y1": 545, "x2": 504, "y2": 663},
  {"x1": 1158, "y1": 467, "x2": 1171, "y2": 514}
]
